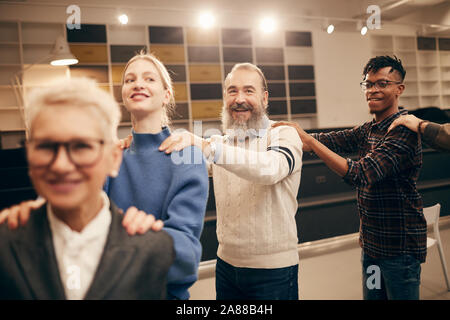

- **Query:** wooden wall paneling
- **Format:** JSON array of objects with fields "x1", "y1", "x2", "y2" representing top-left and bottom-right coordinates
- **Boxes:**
[
  {"x1": 291, "y1": 99, "x2": 317, "y2": 114},
  {"x1": 267, "y1": 82, "x2": 286, "y2": 98},
  {"x1": 417, "y1": 37, "x2": 437, "y2": 50},
  {"x1": 150, "y1": 44, "x2": 185, "y2": 63},
  {"x1": 439, "y1": 38, "x2": 450, "y2": 51},
  {"x1": 222, "y1": 47, "x2": 253, "y2": 63},
  {"x1": 188, "y1": 64, "x2": 222, "y2": 82},
  {"x1": 21, "y1": 22, "x2": 63, "y2": 44},
  {"x1": 0, "y1": 22, "x2": 19, "y2": 42},
  {"x1": 119, "y1": 104, "x2": 131, "y2": 122},
  {"x1": 149, "y1": 26, "x2": 184, "y2": 44},
  {"x1": 0, "y1": 87, "x2": 17, "y2": 107},
  {"x1": 187, "y1": 46, "x2": 220, "y2": 63},
  {"x1": 22, "y1": 44, "x2": 53, "y2": 64},
  {"x1": 108, "y1": 25, "x2": 146, "y2": 45},
  {"x1": 0, "y1": 44, "x2": 21, "y2": 64},
  {"x1": 69, "y1": 44, "x2": 108, "y2": 63},
  {"x1": 285, "y1": 31, "x2": 312, "y2": 47},
  {"x1": 285, "y1": 47, "x2": 314, "y2": 65},
  {"x1": 173, "y1": 102, "x2": 189, "y2": 120},
  {"x1": 221, "y1": 28, "x2": 252, "y2": 45},
  {"x1": 166, "y1": 64, "x2": 186, "y2": 82},
  {"x1": 255, "y1": 47, "x2": 284, "y2": 63},
  {"x1": 110, "y1": 45, "x2": 147, "y2": 63},
  {"x1": 258, "y1": 65, "x2": 285, "y2": 80},
  {"x1": 173, "y1": 82, "x2": 188, "y2": 101},
  {"x1": 267, "y1": 99, "x2": 288, "y2": 115},
  {"x1": 289, "y1": 82, "x2": 316, "y2": 97},
  {"x1": 69, "y1": 65, "x2": 109, "y2": 83},
  {"x1": 113, "y1": 85, "x2": 123, "y2": 102},
  {"x1": 191, "y1": 100, "x2": 223, "y2": 119},
  {"x1": 186, "y1": 27, "x2": 219, "y2": 46},
  {"x1": 111, "y1": 64, "x2": 126, "y2": 84},
  {"x1": 190, "y1": 83, "x2": 222, "y2": 100},
  {"x1": 288, "y1": 65, "x2": 315, "y2": 80}
]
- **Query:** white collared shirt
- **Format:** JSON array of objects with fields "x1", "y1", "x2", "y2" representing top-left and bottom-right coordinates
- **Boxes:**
[{"x1": 47, "y1": 191, "x2": 111, "y2": 300}]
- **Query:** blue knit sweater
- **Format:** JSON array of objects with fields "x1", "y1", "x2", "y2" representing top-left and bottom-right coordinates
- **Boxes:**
[{"x1": 104, "y1": 127, "x2": 208, "y2": 300}]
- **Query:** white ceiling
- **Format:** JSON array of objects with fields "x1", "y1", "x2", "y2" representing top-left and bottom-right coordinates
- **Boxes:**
[
  {"x1": 1, "y1": 0, "x2": 449, "y2": 35},
  {"x1": 9, "y1": 0, "x2": 444, "y2": 19}
]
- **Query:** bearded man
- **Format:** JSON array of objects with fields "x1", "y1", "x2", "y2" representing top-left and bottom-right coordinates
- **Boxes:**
[{"x1": 160, "y1": 63, "x2": 303, "y2": 300}]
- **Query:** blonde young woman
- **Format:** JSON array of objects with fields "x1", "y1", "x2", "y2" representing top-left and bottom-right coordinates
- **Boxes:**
[
  {"x1": 105, "y1": 52, "x2": 209, "y2": 300},
  {"x1": 0, "y1": 53, "x2": 209, "y2": 300}
]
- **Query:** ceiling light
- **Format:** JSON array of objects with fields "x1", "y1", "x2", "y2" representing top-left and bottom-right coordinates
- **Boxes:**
[
  {"x1": 118, "y1": 14, "x2": 128, "y2": 25},
  {"x1": 50, "y1": 36, "x2": 78, "y2": 66},
  {"x1": 260, "y1": 17, "x2": 276, "y2": 34},
  {"x1": 327, "y1": 24, "x2": 335, "y2": 34},
  {"x1": 199, "y1": 12, "x2": 215, "y2": 29},
  {"x1": 361, "y1": 26, "x2": 368, "y2": 35}
]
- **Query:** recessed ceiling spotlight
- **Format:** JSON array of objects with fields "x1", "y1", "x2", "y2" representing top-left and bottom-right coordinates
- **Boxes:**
[
  {"x1": 327, "y1": 24, "x2": 335, "y2": 34},
  {"x1": 260, "y1": 17, "x2": 276, "y2": 34},
  {"x1": 199, "y1": 12, "x2": 215, "y2": 29},
  {"x1": 361, "y1": 26, "x2": 368, "y2": 35},
  {"x1": 118, "y1": 14, "x2": 128, "y2": 25}
]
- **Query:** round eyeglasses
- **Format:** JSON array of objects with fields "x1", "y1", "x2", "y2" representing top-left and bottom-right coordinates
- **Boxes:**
[
  {"x1": 360, "y1": 80, "x2": 402, "y2": 91},
  {"x1": 26, "y1": 138, "x2": 105, "y2": 168}
]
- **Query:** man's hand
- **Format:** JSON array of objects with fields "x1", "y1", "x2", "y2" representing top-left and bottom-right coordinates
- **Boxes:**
[
  {"x1": 272, "y1": 121, "x2": 313, "y2": 152},
  {"x1": 0, "y1": 198, "x2": 46, "y2": 229},
  {"x1": 388, "y1": 114, "x2": 422, "y2": 133},
  {"x1": 159, "y1": 131, "x2": 205, "y2": 154},
  {"x1": 0, "y1": 199, "x2": 163, "y2": 235}
]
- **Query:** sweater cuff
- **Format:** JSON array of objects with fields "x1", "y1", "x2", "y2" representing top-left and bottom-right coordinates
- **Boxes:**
[
  {"x1": 342, "y1": 158, "x2": 356, "y2": 184},
  {"x1": 423, "y1": 122, "x2": 440, "y2": 143}
]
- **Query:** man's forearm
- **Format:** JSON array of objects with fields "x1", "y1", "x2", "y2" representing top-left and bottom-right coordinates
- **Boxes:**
[{"x1": 309, "y1": 138, "x2": 349, "y2": 177}]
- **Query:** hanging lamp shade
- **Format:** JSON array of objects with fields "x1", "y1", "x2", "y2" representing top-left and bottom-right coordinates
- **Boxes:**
[{"x1": 50, "y1": 36, "x2": 78, "y2": 66}]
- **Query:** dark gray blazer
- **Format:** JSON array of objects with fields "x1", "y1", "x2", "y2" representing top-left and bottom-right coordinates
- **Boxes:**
[{"x1": 0, "y1": 202, "x2": 175, "y2": 300}]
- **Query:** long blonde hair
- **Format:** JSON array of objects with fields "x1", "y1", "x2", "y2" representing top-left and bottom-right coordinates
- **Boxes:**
[{"x1": 122, "y1": 51, "x2": 175, "y2": 128}]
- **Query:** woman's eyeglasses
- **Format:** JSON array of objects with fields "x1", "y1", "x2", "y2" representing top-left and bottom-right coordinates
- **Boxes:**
[{"x1": 26, "y1": 138, "x2": 105, "y2": 168}]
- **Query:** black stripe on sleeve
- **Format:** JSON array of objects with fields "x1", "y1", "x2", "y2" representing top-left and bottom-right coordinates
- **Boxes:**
[{"x1": 267, "y1": 146, "x2": 294, "y2": 175}]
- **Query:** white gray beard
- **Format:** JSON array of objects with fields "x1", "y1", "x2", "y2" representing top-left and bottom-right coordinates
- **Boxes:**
[{"x1": 221, "y1": 104, "x2": 268, "y2": 138}]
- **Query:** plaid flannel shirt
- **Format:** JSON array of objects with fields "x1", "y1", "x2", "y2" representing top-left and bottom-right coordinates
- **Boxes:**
[{"x1": 312, "y1": 110, "x2": 427, "y2": 262}]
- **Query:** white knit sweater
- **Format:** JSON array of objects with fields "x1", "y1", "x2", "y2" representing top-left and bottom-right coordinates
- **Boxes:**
[{"x1": 208, "y1": 120, "x2": 303, "y2": 268}]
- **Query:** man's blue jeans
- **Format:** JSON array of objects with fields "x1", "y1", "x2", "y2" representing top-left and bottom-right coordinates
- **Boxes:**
[
  {"x1": 215, "y1": 257, "x2": 299, "y2": 300},
  {"x1": 362, "y1": 252, "x2": 421, "y2": 300}
]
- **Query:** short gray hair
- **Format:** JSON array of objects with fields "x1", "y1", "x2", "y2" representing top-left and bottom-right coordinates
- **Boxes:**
[
  {"x1": 224, "y1": 63, "x2": 268, "y2": 92},
  {"x1": 25, "y1": 77, "x2": 121, "y2": 141}
]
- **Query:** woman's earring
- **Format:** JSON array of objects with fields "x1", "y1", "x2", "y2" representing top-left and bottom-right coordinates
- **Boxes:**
[{"x1": 110, "y1": 170, "x2": 118, "y2": 178}]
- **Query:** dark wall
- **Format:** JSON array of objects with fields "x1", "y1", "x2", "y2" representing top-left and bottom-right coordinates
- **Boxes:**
[{"x1": 1, "y1": 146, "x2": 449, "y2": 262}]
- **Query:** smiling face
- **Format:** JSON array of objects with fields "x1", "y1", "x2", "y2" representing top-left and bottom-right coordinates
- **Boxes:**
[
  {"x1": 122, "y1": 58, "x2": 171, "y2": 120},
  {"x1": 223, "y1": 67, "x2": 268, "y2": 131},
  {"x1": 27, "y1": 106, "x2": 121, "y2": 213},
  {"x1": 364, "y1": 66, "x2": 405, "y2": 122}
]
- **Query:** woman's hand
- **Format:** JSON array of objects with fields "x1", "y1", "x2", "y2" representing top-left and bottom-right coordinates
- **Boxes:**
[
  {"x1": 159, "y1": 131, "x2": 205, "y2": 154},
  {"x1": 0, "y1": 198, "x2": 163, "y2": 235}
]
